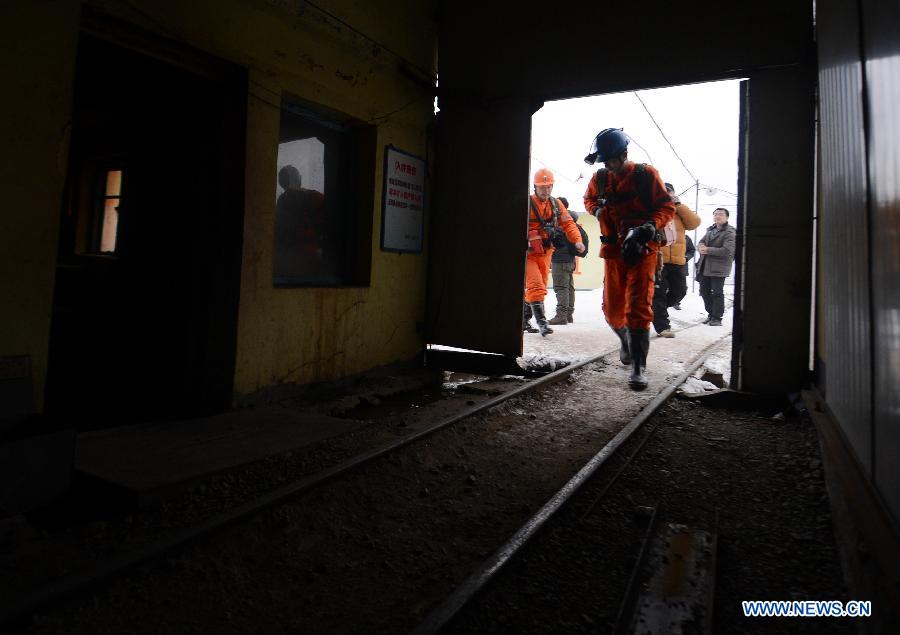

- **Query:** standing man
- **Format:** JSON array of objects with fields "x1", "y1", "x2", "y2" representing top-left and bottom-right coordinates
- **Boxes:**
[
  {"x1": 548, "y1": 196, "x2": 579, "y2": 325},
  {"x1": 583, "y1": 128, "x2": 675, "y2": 390},
  {"x1": 651, "y1": 183, "x2": 701, "y2": 337},
  {"x1": 527, "y1": 169, "x2": 584, "y2": 336},
  {"x1": 696, "y1": 207, "x2": 736, "y2": 326}
]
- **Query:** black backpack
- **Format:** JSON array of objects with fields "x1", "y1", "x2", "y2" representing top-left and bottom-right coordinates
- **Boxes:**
[
  {"x1": 529, "y1": 197, "x2": 589, "y2": 257},
  {"x1": 593, "y1": 164, "x2": 670, "y2": 245},
  {"x1": 592, "y1": 163, "x2": 655, "y2": 212},
  {"x1": 568, "y1": 220, "x2": 589, "y2": 258}
]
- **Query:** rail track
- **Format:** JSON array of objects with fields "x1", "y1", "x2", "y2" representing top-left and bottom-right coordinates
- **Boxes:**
[
  {"x1": 413, "y1": 333, "x2": 729, "y2": 634},
  {"x1": 1, "y1": 325, "x2": 729, "y2": 631}
]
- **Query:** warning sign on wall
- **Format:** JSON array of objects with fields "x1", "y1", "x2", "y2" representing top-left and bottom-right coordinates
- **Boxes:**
[{"x1": 381, "y1": 145, "x2": 425, "y2": 253}]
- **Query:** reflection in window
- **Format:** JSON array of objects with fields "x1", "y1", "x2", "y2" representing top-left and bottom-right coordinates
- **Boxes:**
[
  {"x1": 274, "y1": 100, "x2": 366, "y2": 286},
  {"x1": 99, "y1": 169, "x2": 122, "y2": 253}
]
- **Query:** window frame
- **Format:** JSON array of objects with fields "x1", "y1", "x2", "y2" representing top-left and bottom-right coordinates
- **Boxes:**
[{"x1": 272, "y1": 95, "x2": 375, "y2": 289}]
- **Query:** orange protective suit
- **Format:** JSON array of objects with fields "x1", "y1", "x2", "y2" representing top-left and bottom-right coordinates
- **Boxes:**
[
  {"x1": 525, "y1": 195, "x2": 582, "y2": 303},
  {"x1": 583, "y1": 162, "x2": 675, "y2": 329}
]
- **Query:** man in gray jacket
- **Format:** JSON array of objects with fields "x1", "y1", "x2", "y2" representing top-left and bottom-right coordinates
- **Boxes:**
[{"x1": 696, "y1": 208, "x2": 736, "y2": 326}]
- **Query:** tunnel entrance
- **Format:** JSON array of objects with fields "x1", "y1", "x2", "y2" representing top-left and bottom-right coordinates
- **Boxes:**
[{"x1": 523, "y1": 80, "x2": 743, "y2": 384}]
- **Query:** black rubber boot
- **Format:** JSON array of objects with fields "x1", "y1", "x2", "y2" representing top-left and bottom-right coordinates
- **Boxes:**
[
  {"x1": 627, "y1": 328, "x2": 650, "y2": 391},
  {"x1": 612, "y1": 326, "x2": 632, "y2": 365},
  {"x1": 523, "y1": 303, "x2": 539, "y2": 333},
  {"x1": 548, "y1": 306, "x2": 568, "y2": 325},
  {"x1": 530, "y1": 301, "x2": 553, "y2": 337}
]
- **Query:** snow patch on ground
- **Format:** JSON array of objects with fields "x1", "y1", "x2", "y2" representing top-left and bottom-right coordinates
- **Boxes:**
[
  {"x1": 431, "y1": 284, "x2": 735, "y2": 382},
  {"x1": 678, "y1": 376, "x2": 720, "y2": 396}
]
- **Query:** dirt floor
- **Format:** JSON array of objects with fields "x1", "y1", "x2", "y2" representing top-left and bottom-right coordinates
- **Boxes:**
[
  {"x1": 1, "y1": 293, "x2": 728, "y2": 607},
  {"x1": 0, "y1": 317, "x2": 859, "y2": 634},
  {"x1": 449, "y1": 394, "x2": 852, "y2": 634},
  {"x1": 2, "y1": 286, "x2": 858, "y2": 633}
]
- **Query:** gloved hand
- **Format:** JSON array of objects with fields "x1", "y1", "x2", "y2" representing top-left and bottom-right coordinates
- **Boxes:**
[
  {"x1": 631, "y1": 222, "x2": 657, "y2": 243},
  {"x1": 622, "y1": 222, "x2": 656, "y2": 266}
]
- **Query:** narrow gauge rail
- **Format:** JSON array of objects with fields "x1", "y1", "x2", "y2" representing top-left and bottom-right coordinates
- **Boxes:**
[
  {"x1": 414, "y1": 333, "x2": 730, "y2": 634},
  {"x1": 1, "y1": 339, "x2": 624, "y2": 626},
  {"x1": 1, "y1": 324, "x2": 721, "y2": 628}
]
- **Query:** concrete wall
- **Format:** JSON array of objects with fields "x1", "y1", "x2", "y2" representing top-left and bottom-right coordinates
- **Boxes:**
[
  {"x1": 739, "y1": 66, "x2": 816, "y2": 392},
  {"x1": 433, "y1": 0, "x2": 815, "y2": 391},
  {"x1": 0, "y1": 0, "x2": 438, "y2": 410}
]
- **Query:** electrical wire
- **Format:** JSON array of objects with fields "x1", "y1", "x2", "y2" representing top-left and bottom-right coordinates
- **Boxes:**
[
  {"x1": 677, "y1": 183, "x2": 738, "y2": 199},
  {"x1": 249, "y1": 78, "x2": 430, "y2": 125},
  {"x1": 623, "y1": 134, "x2": 655, "y2": 166},
  {"x1": 531, "y1": 156, "x2": 581, "y2": 184},
  {"x1": 299, "y1": 0, "x2": 437, "y2": 85},
  {"x1": 367, "y1": 94, "x2": 433, "y2": 124},
  {"x1": 120, "y1": 0, "x2": 437, "y2": 120},
  {"x1": 700, "y1": 183, "x2": 738, "y2": 198},
  {"x1": 633, "y1": 92, "x2": 697, "y2": 183}
]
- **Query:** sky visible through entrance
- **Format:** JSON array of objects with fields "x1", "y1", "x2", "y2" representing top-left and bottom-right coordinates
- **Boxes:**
[{"x1": 530, "y1": 79, "x2": 742, "y2": 231}]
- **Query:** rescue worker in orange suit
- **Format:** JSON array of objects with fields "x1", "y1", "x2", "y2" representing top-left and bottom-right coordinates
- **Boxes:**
[
  {"x1": 583, "y1": 128, "x2": 675, "y2": 390},
  {"x1": 526, "y1": 168, "x2": 585, "y2": 336}
]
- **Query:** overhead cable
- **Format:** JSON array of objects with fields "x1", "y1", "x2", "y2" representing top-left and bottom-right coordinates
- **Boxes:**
[
  {"x1": 677, "y1": 183, "x2": 739, "y2": 200},
  {"x1": 633, "y1": 92, "x2": 697, "y2": 183},
  {"x1": 700, "y1": 183, "x2": 738, "y2": 198},
  {"x1": 624, "y1": 134, "x2": 655, "y2": 166},
  {"x1": 531, "y1": 156, "x2": 580, "y2": 184},
  {"x1": 301, "y1": 0, "x2": 437, "y2": 85}
]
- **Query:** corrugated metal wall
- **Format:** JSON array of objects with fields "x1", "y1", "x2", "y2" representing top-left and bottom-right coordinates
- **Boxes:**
[
  {"x1": 817, "y1": 0, "x2": 873, "y2": 475},
  {"x1": 818, "y1": 0, "x2": 900, "y2": 525},
  {"x1": 861, "y1": 0, "x2": 900, "y2": 526}
]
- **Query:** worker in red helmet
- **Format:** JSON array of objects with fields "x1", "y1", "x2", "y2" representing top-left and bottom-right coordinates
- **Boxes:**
[
  {"x1": 526, "y1": 168, "x2": 585, "y2": 336},
  {"x1": 583, "y1": 128, "x2": 675, "y2": 389}
]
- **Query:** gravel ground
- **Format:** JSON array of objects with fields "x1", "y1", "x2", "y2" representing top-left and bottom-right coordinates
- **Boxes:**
[
  {"x1": 3, "y1": 324, "x2": 732, "y2": 634},
  {"x1": 5, "y1": 295, "x2": 832, "y2": 635},
  {"x1": 448, "y1": 394, "x2": 854, "y2": 634}
]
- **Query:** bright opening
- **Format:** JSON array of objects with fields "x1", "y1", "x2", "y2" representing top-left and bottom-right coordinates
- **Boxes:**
[
  {"x1": 527, "y1": 79, "x2": 742, "y2": 388},
  {"x1": 99, "y1": 169, "x2": 122, "y2": 253}
]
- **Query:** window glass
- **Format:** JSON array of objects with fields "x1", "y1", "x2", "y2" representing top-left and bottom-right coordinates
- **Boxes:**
[{"x1": 274, "y1": 101, "x2": 355, "y2": 286}]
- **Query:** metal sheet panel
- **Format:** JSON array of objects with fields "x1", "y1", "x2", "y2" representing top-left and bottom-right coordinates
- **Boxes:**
[
  {"x1": 817, "y1": 0, "x2": 873, "y2": 474},
  {"x1": 862, "y1": 0, "x2": 900, "y2": 525},
  {"x1": 739, "y1": 67, "x2": 815, "y2": 394},
  {"x1": 424, "y1": 103, "x2": 534, "y2": 356}
]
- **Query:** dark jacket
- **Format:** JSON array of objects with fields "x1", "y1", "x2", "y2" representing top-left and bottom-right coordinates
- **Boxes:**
[
  {"x1": 684, "y1": 234, "x2": 696, "y2": 262},
  {"x1": 681, "y1": 234, "x2": 696, "y2": 275},
  {"x1": 697, "y1": 222, "x2": 736, "y2": 277},
  {"x1": 551, "y1": 210, "x2": 580, "y2": 263}
]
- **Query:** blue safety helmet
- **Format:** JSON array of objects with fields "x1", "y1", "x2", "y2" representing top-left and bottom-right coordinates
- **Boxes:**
[{"x1": 584, "y1": 128, "x2": 629, "y2": 164}]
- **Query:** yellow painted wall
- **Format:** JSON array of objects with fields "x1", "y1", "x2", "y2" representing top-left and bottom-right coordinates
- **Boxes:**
[
  {"x1": 0, "y1": 1, "x2": 80, "y2": 410},
  {"x1": 95, "y1": 0, "x2": 436, "y2": 398},
  {"x1": 87, "y1": 0, "x2": 437, "y2": 398},
  {"x1": 573, "y1": 214, "x2": 603, "y2": 290},
  {"x1": 2, "y1": 0, "x2": 437, "y2": 409}
]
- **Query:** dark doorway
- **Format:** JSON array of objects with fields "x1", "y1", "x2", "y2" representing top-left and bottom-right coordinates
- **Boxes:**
[{"x1": 46, "y1": 33, "x2": 246, "y2": 426}]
